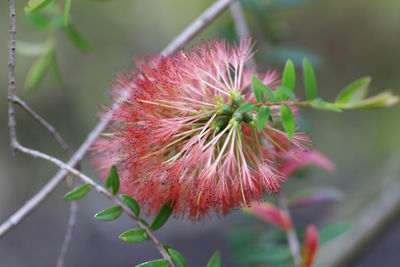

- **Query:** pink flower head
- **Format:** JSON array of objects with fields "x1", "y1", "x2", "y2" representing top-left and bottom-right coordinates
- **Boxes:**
[{"x1": 92, "y1": 38, "x2": 311, "y2": 219}]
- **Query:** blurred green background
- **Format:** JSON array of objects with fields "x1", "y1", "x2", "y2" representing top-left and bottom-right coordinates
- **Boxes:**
[{"x1": 0, "y1": 0, "x2": 399, "y2": 266}]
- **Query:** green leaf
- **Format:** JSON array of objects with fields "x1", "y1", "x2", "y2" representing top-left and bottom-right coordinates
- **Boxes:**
[
  {"x1": 235, "y1": 102, "x2": 255, "y2": 113},
  {"x1": 281, "y1": 59, "x2": 295, "y2": 90},
  {"x1": 135, "y1": 259, "x2": 169, "y2": 267},
  {"x1": 119, "y1": 228, "x2": 148, "y2": 243},
  {"x1": 251, "y1": 76, "x2": 264, "y2": 103},
  {"x1": 48, "y1": 50, "x2": 63, "y2": 87},
  {"x1": 94, "y1": 205, "x2": 123, "y2": 221},
  {"x1": 150, "y1": 202, "x2": 173, "y2": 231},
  {"x1": 16, "y1": 41, "x2": 48, "y2": 56},
  {"x1": 64, "y1": 0, "x2": 72, "y2": 26},
  {"x1": 64, "y1": 183, "x2": 91, "y2": 200},
  {"x1": 168, "y1": 249, "x2": 187, "y2": 267},
  {"x1": 280, "y1": 105, "x2": 295, "y2": 140},
  {"x1": 302, "y1": 58, "x2": 317, "y2": 100},
  {"x1": 25, "y1": 14, "x2": 64, "y2": 31},
  {"x1": 206, "y1": 251, "x2": 221, "y2": 267},
  {"x1": 257, "y1": 106, "x2": 270, "y2": 132},
  {"x1": 274, "y1": 86, "x2": 296, "y2": 101},
  {"x1": 105, "y1": 165, "x2": 119, "y2": 195},
  {"x1": 348, "y1": 91, "x2": 399, "y2": 109},
  {"x1": 251, "y1": 75, "x2": 275, "y2": 103},
  {"x1": 310, "y1": 98, "x2": 342, "y2": 112},
  {"x1": 335, "y1": 77, "x2": 371, "y2": 104},
  {"x1": 25, "y1": 51, "x2": 52, "y2": 90},
  {"x1": 120, "y1": 194, "x2": 140, "y2": 217},
  {"x1": 319, "y1": 222, "x2": 351, "y2": 245},
  {"x1": 25, "y1": 0, "x2": 52, "y2": 14},
  {"x1": 64, "y1": 24, "x2": 92, "y2": 52}
]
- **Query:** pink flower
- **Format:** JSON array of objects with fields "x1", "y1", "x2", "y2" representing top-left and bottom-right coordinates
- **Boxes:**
[{"x1": 92, "y1": 38, "x2": 311, "y2": 219}]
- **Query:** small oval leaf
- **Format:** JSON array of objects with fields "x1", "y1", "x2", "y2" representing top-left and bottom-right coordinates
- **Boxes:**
[
  {"x1": 150, "y1": 203, "x2": 173, "y2": 231},
  {"x1": 335, "y1": 77, "x2": 371, "y2": 104},
  {"x1": 94, "y1": 205, "x2": 123, "y2": 221},
  {"x1": 281, "y1": 59, "x2": 295, "y2": 90},
  {"x1": 257, "y1": 106, "x2": 270, "y2": 133},
  {"x1": 235, "y1": 102, "x2": 255, "y2": 113},
  {"x1": 206, "y1": 251, "x2": 221, "y2": 267},
  {"x1": 105, "y1": 165, "x2": 119, "y2": 195},
  {"x1": 302, "y1": 58, "x2": 317, "y2": 100},
  {"x1": 168, "y1": 249, "x2": 187, "y2": 267},
  {"x1": 280, "y1": 104, "x2": 295, "y2": 140},
  {"x1": 25, "y1": 51, "x2": 52, "y2": 90},
  {"x1": 274, "y1": 86, "x2": 296, "y2": 101},
  {"x1": 25, "y1": 0, "x2": 52, "y2": 14},
  {"x1": 120, "y1": 194, "x2": 140, "y2": 217},
  {"x1": 252, "y1": 75, "x2": 275, "y2": 103},
  {"x1": 310, "y1": 98, "x2": 342, "y2": 112},
  {"x1": 119, "y1": 228, "x2": 148, "y2": 243},
  {"x1": 64, "y1": 24, "x2": 92, "y2": 52},
  {"x1": 251, "y1": 76, "x2": 264, "y2": 103},
  {"x1": 64, "y1": 183, "x2": 91, "y2": 200},
  {"x1": 135, "y1": 259, "x2": 169, "y2": 267}
]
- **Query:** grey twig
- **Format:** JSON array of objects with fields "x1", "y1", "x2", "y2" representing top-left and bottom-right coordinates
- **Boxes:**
[
  {"x1": 162, "y1": 0, "x2": 234, "y2": 56},
  {"x1": 229, "y1": 1, "x2": 250, "y2": 38},
  {"x1": 56, "y1": 200, "x2": 78, "y2": 267},
  {"x1": 10, "y1": 95, "x2": 74, "y2": 157},
  {"x1": 9, "y1": 95, "x2": 78, "y2": 267},
  {"x1": 278, "y1": 193, "x2": 302, "y2": 267},
  {"x1": 229, "y1": 1, "x2": 256, "y2": 67},
  {"x1": 318, "y1": 155, "x2": 400, "y2": 267},
  {"x1": 13, "y1": 142, "x2": 175, "y2": 266},
  {"x1": 7, "y1": 0, "x2": 17, "y2": 153}
]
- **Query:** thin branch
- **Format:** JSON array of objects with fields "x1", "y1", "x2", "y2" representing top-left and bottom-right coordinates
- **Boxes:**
[
  {"x1": 10, "y1": 95, "x2": 74, "y2": 157},
  {"x1": 318, "y1": 155, "x2": 400, "y2": 267},
  {"x1": 162, "y1": 0, "x2": 234, "y2": 56},
  {"x1": 229, "y1": 0, "x2": 255, "y2": 68},
  {"x1": 7, "y1": 0, "x2": 17, "y2": 153},
  {"x1": 56, "y1": 200, "x2": 78, "y2": 267},
  {"x1": 12, "y1": 142, "x2": 175, "y2": 266},
  {"x1": 278, "y1": 192, "x2": 301, "y2": 266},
  {"x1": 1, "y1": 0, "x2": 232, "y2": 238}
]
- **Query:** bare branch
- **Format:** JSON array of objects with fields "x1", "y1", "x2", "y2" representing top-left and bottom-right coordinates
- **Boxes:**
[
  {"x1": 318, "y1": 155, "x2": 400, "y2": 267},
  {"x1": 230, "y1": 1, "x2": 250, "y2": 38},
  {"x1": 162, "y1": 0, "x2": 234, "y2": 56},
  {"x1": 12, "y1": 142, "x2": 175, "y2": 266},
  {"x1": 278, "y1": 193, "x2": 302, "y2": 266},
  {"x1": 7, "y1": 0, "x2": 17, "y2": 153},
  {"x1": 56, "y1": 200, "x2": 78, "y2": 267},
  {"x1": 2, "y1": 0, "x2": 232, "y2": 238},
  {"x1": 10, "y1": 95, "x2": 74, "y2": 157},
  {"x1": 229, "y1": 0, "x2": 255, "y2": 68}
]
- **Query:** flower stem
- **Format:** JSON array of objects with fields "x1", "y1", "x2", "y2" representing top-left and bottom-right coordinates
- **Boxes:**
[{"x1": 277, "y1": 192, "x2": 302, "y2": 266}]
